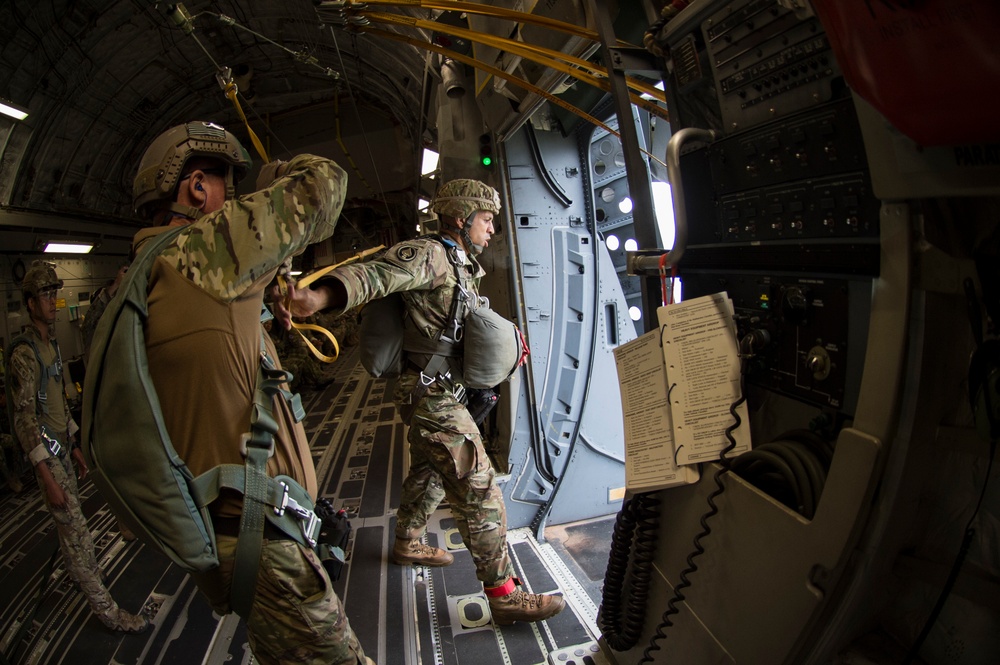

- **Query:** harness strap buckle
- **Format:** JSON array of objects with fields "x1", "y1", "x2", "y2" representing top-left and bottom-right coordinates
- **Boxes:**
[
  {"x1": 275, "y1": 482, "x2": 320, "y2": 547},
  {"x1": 239, "y1": 432, "x2": 276, "y2": 459}
]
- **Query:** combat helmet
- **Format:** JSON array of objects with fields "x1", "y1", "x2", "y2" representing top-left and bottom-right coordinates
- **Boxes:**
[
  {"x1": 431, "y1": 178, "x2": 501, "y2": 221},
  {"x1": 21, "y1": 260, "x2": 63, "y2": 302},
  {"x1": 432, "y1": 179, "x2": 501, "y2": 255},
  {"x1": 133, "y1": 121, "x2": 252, "y2": 221}
]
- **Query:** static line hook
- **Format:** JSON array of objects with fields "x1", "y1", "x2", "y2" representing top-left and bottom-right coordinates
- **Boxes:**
[{"x1": 167, "y1": 3, "x2": 196, "y2": 35}]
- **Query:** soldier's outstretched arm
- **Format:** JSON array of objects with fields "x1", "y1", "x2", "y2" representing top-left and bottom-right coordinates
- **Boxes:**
[
  {"x1": 158, "y1": 154, "x2": 348, "y2": 302},
  {"x1": 271, "y1": 280, "x2": 346, "y2": 331}
]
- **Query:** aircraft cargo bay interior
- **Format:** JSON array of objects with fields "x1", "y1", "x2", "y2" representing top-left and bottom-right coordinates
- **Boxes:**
[{"x1": 0, "y1": 1, "x2": 998, "y2": 664}]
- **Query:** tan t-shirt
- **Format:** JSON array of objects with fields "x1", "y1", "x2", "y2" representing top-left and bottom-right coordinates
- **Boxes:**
[{"x1": 138, "y1": 154, "x2": 348, "y2": 518}]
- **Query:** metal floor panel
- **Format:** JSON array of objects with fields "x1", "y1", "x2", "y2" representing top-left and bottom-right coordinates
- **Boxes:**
[{"x1": 0, "y1": 347, "x2": 609, "y2": 665}]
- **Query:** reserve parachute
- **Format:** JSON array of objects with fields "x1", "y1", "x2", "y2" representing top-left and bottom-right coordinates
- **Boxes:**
[{"x1": 357, "y1": 235, "x2": 524, "y2": 389}]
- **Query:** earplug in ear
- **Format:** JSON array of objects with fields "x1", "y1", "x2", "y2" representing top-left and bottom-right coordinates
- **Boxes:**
[{"x1": 196, "y1": 183, "x2": 204, "y2": 191}]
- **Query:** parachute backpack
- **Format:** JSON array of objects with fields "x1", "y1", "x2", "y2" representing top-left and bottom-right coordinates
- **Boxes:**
[
  {"x1": 356, "y1": 234, "x2": 526, "y2": 424},
  {"x1": 82, "y1": 228, "x2": 339, "y2": 617},
  {"x1": 81, "y1": 226, "x2": 223, "y2": 571}
]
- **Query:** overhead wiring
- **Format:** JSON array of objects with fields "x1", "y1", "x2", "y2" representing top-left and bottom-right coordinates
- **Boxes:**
[
  {"x1": 204, "y1": 11, "x2": 343, "y2": 81},
  {"x1": 325, "y1": 0, "x2": 635, "y2": 46}
]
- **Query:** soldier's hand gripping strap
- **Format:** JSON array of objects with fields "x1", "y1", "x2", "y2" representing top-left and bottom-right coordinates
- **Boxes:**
[{"x1": 279, "y1": 244, "x2": 386, "y2": 364}]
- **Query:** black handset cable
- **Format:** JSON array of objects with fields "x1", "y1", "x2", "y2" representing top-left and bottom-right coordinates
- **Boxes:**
[{"x1": 637, "y1": 351, "x2": 749, "y2": 663}]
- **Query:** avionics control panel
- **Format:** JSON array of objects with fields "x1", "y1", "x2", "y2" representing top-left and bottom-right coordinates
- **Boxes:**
[
  {"x1": 650, "y1": 0, "x2": 880, "y2": 412},
  {"x1": 681, "y1": 271, "x2": 870, "y2": 415}
]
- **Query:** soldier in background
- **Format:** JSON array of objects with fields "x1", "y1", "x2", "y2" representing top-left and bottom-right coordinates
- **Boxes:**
[
  {"x1": 79, "y1": 264, "x2": 127, "y2": 352},
  {"x1": 5, "y1": 260, "x2": 148, "y2": 633}
]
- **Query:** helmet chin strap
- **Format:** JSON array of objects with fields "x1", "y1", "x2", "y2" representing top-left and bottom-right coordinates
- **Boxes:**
[
  {"x1": 461, "y1": 224, "x2": 484, "y2": 256},
  {"x1": 444, "y1": 213, "x2": 484, "y2": 256},
  {"x1": 164, "y1": 202, "x2": 205, "y2": 223}
]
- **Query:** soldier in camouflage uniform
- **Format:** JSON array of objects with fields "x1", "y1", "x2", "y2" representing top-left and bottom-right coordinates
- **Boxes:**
[
  {"x1": 130, "y1": 122, "x2": 370, "y2": 665},
  {"x1": 273, "y1": 179, "x2": 565, "y2": 625},
  {"x1": 5, "y1": 261, "x2": 148, "y2": 633},
  {"x1": 79, "y1": 265, "x2": 127, "y2": 353},
  {"x1": 78, "y1": 264, "x2": 137, "y2": 542}
]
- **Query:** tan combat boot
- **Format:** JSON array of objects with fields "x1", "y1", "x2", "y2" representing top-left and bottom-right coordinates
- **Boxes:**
[
  {"x1": 486, "y1": 578, "x2": 566, "y2": 625},
  {"x1": 100, "y1": 608, "x2": 150, "y2": 634},
  {"x1": 391, "y1": 537, "x2": 454, "y2": 567}
]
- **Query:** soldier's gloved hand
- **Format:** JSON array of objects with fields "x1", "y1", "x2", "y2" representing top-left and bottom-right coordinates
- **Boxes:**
[{"x1": 255, "y1": 160, "x2": 289, "y2": 190}]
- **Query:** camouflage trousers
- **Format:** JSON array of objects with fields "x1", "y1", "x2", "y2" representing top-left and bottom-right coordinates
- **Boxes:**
[
  {"x1": 393, "y1": 371, "x2": 514, "y2": 587},
  {"x1": 35, "y1": 453, "x2": 124, "y2": 624},
  {"x1": 192, "y1": 535, "x2": 368, "y2": 665}
]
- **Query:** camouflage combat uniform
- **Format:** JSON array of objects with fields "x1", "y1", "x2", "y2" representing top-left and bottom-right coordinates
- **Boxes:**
[
  {"x1": 79, "y1": 285, "x2": 113, "y2": 353},
  {"x1": 7, "y1": 325, "x2": 137, "y2": 626},
  {"x1": 326, "y1": 237, "x2": 515, "y2": 587},
  {"x1": 138, "y1": 153, "x2": 367, "y2": 665}
]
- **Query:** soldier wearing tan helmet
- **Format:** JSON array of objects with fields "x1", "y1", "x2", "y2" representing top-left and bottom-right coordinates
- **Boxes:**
[
  {"x1": 123, "y1": 122, "x2": 371, "y2": 665},
  {"x1": 4, "y1": 261, "x2": 148, "y2": 633},
  {"x1": 271, "y1": 178, "x2": 565, "y2": 626}
]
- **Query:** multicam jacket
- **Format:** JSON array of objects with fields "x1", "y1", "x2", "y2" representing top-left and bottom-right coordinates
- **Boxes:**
[{"x1": 327, "y1": 235, "x2": 484, "y2": 343}]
